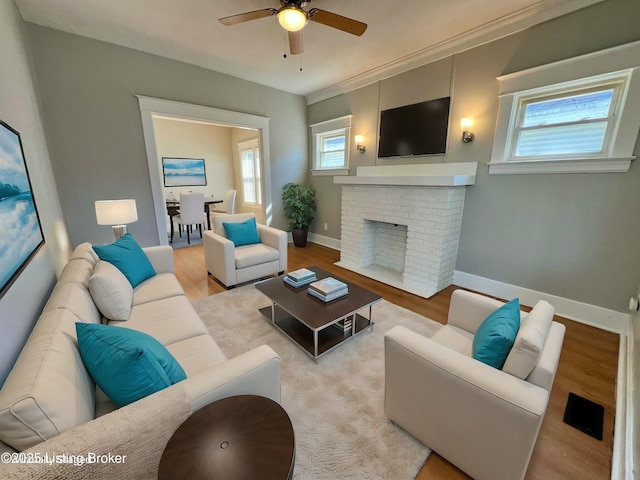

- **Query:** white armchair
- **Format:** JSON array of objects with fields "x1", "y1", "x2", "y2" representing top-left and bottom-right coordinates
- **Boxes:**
[
  {"x1": 384, "y1": 289, "x2": 565, "y2": 480},
  {"x1": 203, "y1": 213, "x2": 287, "y2": 288}
]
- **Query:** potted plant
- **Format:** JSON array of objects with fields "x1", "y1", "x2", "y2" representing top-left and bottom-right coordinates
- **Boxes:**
[{"x1": 282, "y1": 183, "x2": 316, "y2": 247}]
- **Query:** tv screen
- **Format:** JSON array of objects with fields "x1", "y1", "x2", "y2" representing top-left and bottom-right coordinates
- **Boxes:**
[{"x1": 377, "y1": 97, "x2": 451, "y2": 158}]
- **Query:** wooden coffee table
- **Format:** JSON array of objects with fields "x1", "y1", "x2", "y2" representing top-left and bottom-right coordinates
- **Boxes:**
[
  {"x1": 255, "y1": 266, "x2": 382, "y2": 362},
  {"x1": 158, "y1": 395, "x2": 295, "y2": 480}
]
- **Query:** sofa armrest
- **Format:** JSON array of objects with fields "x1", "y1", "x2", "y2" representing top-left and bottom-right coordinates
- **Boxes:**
[
  {"x1": 143, "y1": 245, "x2": 174, "y2": 274},
  {"x1": 181, "y1": 345, "x2": 281, "y2": 411},
  {"x1": 1, "y1": 384, "x2": 192, "y2": 480},
  {"x1": 447, "y1": 289, "x2": 513, "y2": 334},
  {"x1": 203, "y1": 230, "x2": 236, "y2": 287},
  {"x1": 385, "y1": 325, "x2": 548, "y2": 480},
  {"x1": 258, "y1": 225, "x2": 288, "y2": 272}
]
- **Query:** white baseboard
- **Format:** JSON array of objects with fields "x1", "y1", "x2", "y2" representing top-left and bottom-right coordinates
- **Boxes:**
[
  {"x1": 307, "y1": 232, "x2": 341, "y2": 251},
  {"x1": 453, "y1": 270, "x2": 629, "y2": 334}
]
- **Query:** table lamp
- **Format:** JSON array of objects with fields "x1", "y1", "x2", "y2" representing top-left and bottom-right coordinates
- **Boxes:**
[{"x1": 95, "y1": 199, "x2": 138, "y2": 240}]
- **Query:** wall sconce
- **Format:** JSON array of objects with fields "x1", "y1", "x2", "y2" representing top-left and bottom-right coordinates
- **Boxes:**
[
  {"x1": 95, "y1": 199, "x2": 138, "y2": 240},
  {"x1": 460, "y1": 117, "x2": 475, "y2": 143},
  {"x1": 354, "y1": 135, "x2": 366, "y2": 153}
]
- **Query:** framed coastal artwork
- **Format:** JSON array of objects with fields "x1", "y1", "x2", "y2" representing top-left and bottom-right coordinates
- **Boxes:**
[
  {"x1": 162, "y1": 157, "x2": 207, "y2": 187},
  {"x1": 0, "y1": 119, "x2": 45, "y2": 298}
]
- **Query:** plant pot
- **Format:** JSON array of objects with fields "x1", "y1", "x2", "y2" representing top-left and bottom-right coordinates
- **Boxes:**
[{"x1": 292, "y1": 228, "x2": 308, "y2": 247}]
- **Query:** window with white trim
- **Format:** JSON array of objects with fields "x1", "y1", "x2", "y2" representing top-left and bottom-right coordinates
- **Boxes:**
[
  {"x1": 310, "y1": 116, "x2": 351, "y2": 176},
  {"x1": 490, "y1": 41, "x2": 640, "y2": 174},
  {"x1": 238, "y1": 139, "x2": 262, "y2": 205}
]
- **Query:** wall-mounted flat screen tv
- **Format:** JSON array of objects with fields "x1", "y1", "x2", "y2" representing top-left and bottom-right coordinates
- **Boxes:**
[{"x1": 377, "y1": 96, "x2": 451, "y2": 158}]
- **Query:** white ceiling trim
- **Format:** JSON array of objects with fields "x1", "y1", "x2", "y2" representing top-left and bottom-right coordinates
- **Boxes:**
[{"x1": 305, "y1": 0, "x2": 605, "y2": 105}]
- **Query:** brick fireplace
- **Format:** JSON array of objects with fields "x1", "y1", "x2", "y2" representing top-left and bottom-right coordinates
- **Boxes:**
[{"x1": 334, "y1": 163, "x2": 476, "y2": 298}]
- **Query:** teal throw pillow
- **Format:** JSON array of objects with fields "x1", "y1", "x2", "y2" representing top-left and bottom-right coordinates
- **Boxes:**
[
  {"x1": 222, "y1": 217, "x2": 261, "y2": 247},
  {"x1": 75, "y1": 323, "x2": 186, "y2": 408},
  {"x1": 472, "y1": 298, "x2": 521, "y2": 369},
  {"x1": 92, "y1": 233, "x2": 156, "y2": 288}
]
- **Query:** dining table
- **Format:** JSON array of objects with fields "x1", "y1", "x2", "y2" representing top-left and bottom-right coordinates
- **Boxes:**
[{"x1": 166, "y1": 197, "x2": 223, "y2": 240}]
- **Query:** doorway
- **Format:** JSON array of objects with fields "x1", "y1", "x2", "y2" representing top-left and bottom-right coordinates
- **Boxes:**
[{"x1": 137, "y1": 96, "x2": 272, "y2": 245}]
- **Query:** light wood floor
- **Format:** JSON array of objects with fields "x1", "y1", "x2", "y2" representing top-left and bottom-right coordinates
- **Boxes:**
[{"x1": 173, "y1": 242, "x2": 619, "y2": 480}]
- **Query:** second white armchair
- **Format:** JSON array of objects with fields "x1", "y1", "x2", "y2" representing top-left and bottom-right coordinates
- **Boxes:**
[
  {"x1": 384, "y1": 289, "x2": 565, "y2": 480},
  {"x1": 203, "y1": 213, "x2": 287, "y2": 288}
]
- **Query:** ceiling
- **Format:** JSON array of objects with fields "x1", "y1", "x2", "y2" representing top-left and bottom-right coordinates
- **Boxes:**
[{"x1": 15, "y1": 0, "x2": 603, "y2": 101}]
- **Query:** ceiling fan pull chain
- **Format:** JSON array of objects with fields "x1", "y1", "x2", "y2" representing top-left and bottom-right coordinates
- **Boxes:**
[
  {"x1": 299, "y1": 54, "x2": 303, "y2": 72},
  {"x1": 283, "y1": 30, "x2": 288, "y2": 58}
]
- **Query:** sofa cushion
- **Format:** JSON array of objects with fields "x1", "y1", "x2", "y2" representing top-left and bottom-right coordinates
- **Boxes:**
[
  {"x1": 430, "y1": 325, "x2": 474, "y2": 357},
  {"x1": 76, "y1": 323, "x2": 186, "y2": 408},
  {"x1": 111, "y1": 296, "x2": 208, "y2": 345},
  {"x1": 472, "y1": 298, "x2": 520, "y2": 369},
  {"x1": 92, "y1": 234, "x2": 156, "y2": 288},
  {"x1": 223, "y1": 217, "x2": 261, "y2": 247},
  {"x1": 56, "y1": 257, "x2": 94, "y2": 287},
  {"x1": 69, "y1": 242, "x2": 99, "y2": 265},
  {"x1": 43, "y1": 282, "x2": 102, "y2": 325},
  {"x1": 503, "y1": 300, "x2": 554, "y2": 379},
  {"x1": 235, "y1": 243, "x2": 279, "y2": 269},
  {"x1": 89, "y1": 261, "x2": 133, "y2": 321},
  {"x1": 0, "y1": 310, "x2": 96, "y2": 451},
  {"x1": 166, "y1": 335, "x2": 227, "y2": 377},
  {"x1": 132, "y1": 273, "x2": 185, "y2": 306}
]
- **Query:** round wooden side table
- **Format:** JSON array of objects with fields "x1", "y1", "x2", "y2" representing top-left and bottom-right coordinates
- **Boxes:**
[{"x1": 158, "y1": 395, "x2": 295, "y2": 480}]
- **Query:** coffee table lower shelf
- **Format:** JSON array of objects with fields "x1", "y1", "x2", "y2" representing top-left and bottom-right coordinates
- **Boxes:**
[{"x1": 258, "y1": 305, "x2": 373, "y2": 362}]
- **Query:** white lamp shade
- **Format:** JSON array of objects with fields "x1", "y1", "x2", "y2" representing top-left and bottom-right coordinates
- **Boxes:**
[
  {"x1": 277, "y1": 7, "x2": 307, "y2": 32},
  {"x1": 95, "y1": 199, "x2": 138, "y2": 225}
]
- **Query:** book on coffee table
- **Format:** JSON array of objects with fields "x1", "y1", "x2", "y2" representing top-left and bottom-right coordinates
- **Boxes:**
[
  {"x1": 332, "y1": 318, "x2": 353, "y2": 332},
  {"x1": 308, "y1": 277, "x2": 348, "y2": 296},
  {"x1": 308, "y1": 287, "x2": 348, "y2": 302},
  {"x1": 287, "y1": 268, "x2": 316, "y2": 282},
  {"x1": 284, "y1": 268, "x2": 317, "y2": 288}
]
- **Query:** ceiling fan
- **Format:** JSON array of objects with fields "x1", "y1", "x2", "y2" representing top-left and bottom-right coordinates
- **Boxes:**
[{"x1": 219, "y1": 1, "x2": 367, "y2": 56}]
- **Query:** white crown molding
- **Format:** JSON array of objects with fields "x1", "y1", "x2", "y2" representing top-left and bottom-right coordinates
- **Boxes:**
[{"x1": 305, "y1": 0, "x2": 605, "y2": 105}]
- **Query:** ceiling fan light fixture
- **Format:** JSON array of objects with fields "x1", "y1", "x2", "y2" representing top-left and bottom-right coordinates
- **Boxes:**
[{"x1": 277, "y1": 6, "x2": 307, "y2": 32}]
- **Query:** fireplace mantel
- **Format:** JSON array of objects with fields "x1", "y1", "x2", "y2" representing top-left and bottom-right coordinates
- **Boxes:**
[{"x1": 333, "y1": 162, "x2": 477, "y2": 187}]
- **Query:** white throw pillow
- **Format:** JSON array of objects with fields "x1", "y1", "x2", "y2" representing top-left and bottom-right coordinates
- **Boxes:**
[
  {"x1": 502, "y1": 300, "x2": 554, "y2": 379},
  {"x1": 89, "y1": 261, "x2": 133, "y2": 321}
]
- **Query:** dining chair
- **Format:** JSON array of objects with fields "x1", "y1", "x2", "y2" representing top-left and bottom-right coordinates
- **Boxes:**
[
  {"x1": 211, "y1": 190, "x2": 236, "y2": 215},
  {"x1": 172, "y1": 192, "x2": 205, "y2": 244}
]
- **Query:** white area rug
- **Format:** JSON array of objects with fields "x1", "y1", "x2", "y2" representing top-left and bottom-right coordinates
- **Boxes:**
[{"x1": 193, "y1": 285, "x2": 443, "y2": 480}]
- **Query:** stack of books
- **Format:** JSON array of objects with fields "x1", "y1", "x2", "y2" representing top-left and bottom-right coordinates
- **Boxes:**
[
  {"x1": 333, "y1": 318, "x2": 353, "y2": 333},
  {"x1": 308, "y1": 277, "x2": 348, "y2": 302},
  {"x1": 283, "y1": 268, "x2": 317, "y2": 288}
]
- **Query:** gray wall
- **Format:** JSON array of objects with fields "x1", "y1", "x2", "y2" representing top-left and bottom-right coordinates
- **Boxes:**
[
  {"x1": 0, "y1": 0, "x2": 71, "y2": 385},
  {"x1": 26, "y1": 25, "x2": 308, "y2": 247},
  {"x1": 308, "y1": 0, "x2": 640, "y2": 313}
]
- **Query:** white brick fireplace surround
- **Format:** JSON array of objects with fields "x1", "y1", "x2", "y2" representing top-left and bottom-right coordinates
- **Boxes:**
[{"x1": 334, "y1": 163, "x2": 477, "y2": 298}]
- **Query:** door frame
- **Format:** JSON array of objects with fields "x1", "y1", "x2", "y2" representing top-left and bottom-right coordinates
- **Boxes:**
[{"x1": 137, "y1": 96, "x2": 271, "y2": 245}]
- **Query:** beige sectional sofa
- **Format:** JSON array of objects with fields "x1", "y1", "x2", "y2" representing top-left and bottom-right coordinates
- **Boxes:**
[{"x1": 0, "y1": 242, "x2": 280, "y2": 478}]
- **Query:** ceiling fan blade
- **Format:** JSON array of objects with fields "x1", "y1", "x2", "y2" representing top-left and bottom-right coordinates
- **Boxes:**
[
  {"x1": 288, "y1": 30, "x2": 304, "y2": 55},
  {"x1": 308, "y1": 8, "x2": 367, "y2": 36},
  {"x1": 219, "y1": 8, "x2": 277, "y2": 26}
]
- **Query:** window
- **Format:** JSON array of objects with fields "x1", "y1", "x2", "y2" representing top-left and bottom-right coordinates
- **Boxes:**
[
  {"x1": 509, "y1": 78, "x2": 625, "y2": 161},
  {"x1": 490, "y1": 41, "x2": 640, "y2": 174},
  {"x1": 310, "y1": 116, "x2": 351, "y2": 176},
  {"x1": 238, "y1": 140, "x2": 261, "y2": 205}
]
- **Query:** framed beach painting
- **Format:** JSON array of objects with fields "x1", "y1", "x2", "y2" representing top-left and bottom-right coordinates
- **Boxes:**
[
  {"x1": 162, "y1": 157, "x2": 207, "y2": 187},
  {"x1": 0, "y1": 119, "x2": 45, "y2": 298}
]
